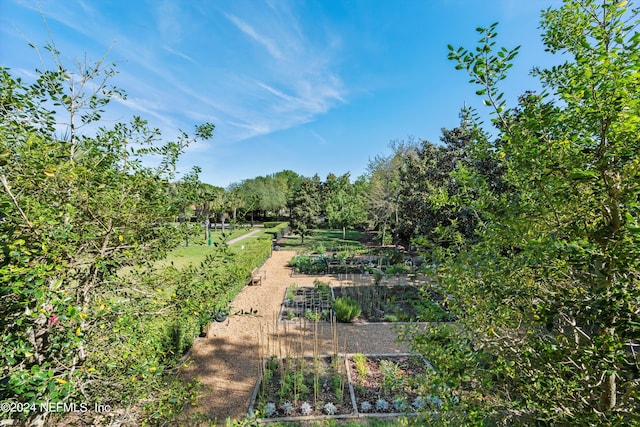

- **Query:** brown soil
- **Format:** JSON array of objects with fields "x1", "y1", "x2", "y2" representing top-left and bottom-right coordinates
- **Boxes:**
[
  {"x1": 347, "y1": 354, "x2": 429, "y2": 413},
  {"x1": 258, "y1": 356, "x2": 352, "y2": 417},
  {"x1": 180, "y1": 250, "x2": 409, "y2": 424}
]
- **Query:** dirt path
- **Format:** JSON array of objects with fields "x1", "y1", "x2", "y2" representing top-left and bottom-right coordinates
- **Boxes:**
[{"x1": 181, "y1": 250, "x2": 410, "y2": 423}]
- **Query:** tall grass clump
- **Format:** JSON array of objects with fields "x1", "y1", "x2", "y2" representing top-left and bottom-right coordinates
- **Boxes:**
[{"x1": 332, "y1": 297, "x2": 361, "y2": 322}]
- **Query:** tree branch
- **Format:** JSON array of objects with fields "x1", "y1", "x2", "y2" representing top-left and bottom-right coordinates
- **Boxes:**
[{"x1": 1, "y1": 173, "x2": 32, "y2": 227}]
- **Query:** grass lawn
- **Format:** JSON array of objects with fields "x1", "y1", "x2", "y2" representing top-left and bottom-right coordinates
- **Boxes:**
[
  {"x1": 185, "y1": 226, "x2": 251, "y2": 246},
  {"x1": 161, "y1": 227, "x2": 258, "y2": 270},
  {"x1": 278, "y1": 228, "x2": 366, "y2": 252}
]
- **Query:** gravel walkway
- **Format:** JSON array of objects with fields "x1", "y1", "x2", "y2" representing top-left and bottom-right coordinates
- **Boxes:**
[
  {"x1": 181, "y1": 250, "x2": 410, "y2": 423},
  {"x1": 225, "y1": 228, "x2": 262, "y2": 245}
]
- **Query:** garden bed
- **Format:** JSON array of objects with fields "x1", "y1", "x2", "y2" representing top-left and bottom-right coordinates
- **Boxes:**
[
  {"x1": 333, "y1": 285, "x2": 453, "y2": 323},
  {"x1": 250, "y1": 355, "x2": 353, "y2": 418},
  {"x1": 287, "y1": 244, "x2": 425, "y2": 277},
  {"x1": 279, "y1": 283, "x2": 453, "y2": 324},
  {"x1": 249, "y1": 353, "x2": 436, "y2": 421},
  {"x1": 346, "y1": 353, "x2": 437, "y2": 414},
  {"x1": 279, "y1": 283, "x2": 334, "y2": 322}
]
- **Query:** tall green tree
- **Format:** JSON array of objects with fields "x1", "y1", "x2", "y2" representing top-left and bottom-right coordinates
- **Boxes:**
[
  {"x1": 234, "y1": 178, "x2": 260, "y2": 225},
  {"x1": 225, "y1": 185, "x2": 244, "y2": 226},
  {"x1": 234, "y1": 173, "x2": 288, "y2": 221},
  {"x1": 273, "y1": 169, "x2": 302, "y2": 216},
  {"x1": 191, "y1": 182, "x2": 224, "y2": 242},
  {"x1": 170, "y1": 166, "x2": 204, "y2": 246},
  {"x1": 322, "y1": 172, "x2": 368, "y2": 239},
  {"x1": 366, "y1": 140, "x2": 417, "y2": 245},
  {"x1": 231, "y1": 170, "x2": 301, "y2": 224},
  {"x1": 395, "y1": 118, "x2": 494, "y2": 256},
  {"x1": 289, "y1": 175, "x2": 321, "y2": 244},
  {"x1": 407, "y1": 1, "x2": 639, "y2": 424}
]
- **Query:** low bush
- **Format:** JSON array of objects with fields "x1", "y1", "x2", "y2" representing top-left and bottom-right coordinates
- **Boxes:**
[
  {"x1": 288, "y1": 255, "x2": 328, "y2": 274},
  {"x1": 385, "y1": 263, "x2": 412, "y2": 275},
  {"x1": 411, "y1": 300, "x2": 454, "y2": 322},
  {"x1": 310, "y1": 242, "x2": 326, "y2": 254},
  {"x1": 262, "y1": 221, "x2": 282, "y2": 229},
  {"x1": 314, "y1": 280, "x2": 331, "y2": 298},
  {"x1": 258, "y1": 222, "x2": 289, "y2": 240},
  {"x1": 333, "y1": 297, "x2": 362, "y2": 322}
]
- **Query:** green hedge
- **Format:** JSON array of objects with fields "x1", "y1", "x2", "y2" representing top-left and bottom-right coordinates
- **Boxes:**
[
  {"x1": 68, "y1": 235, "x2": 275, "y2": 424},
  {"x1": 257, "y1": 222, "x2": 289, "y2": 240},
  {"x1": 142, "y1": 237, "x2": 272, "y2": 365},
  {"x1": 262, "y1": 221, "x2": 281, "y2": 228}
]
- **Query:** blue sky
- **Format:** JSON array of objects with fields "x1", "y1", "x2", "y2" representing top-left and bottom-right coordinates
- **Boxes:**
[{"x1": 1, "y1": 0, "x2": 560, "y2": 188}]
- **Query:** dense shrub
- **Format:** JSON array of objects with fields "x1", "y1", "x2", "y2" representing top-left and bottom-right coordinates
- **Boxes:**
[
  {"x1": 288, "y1": 255, "x2": 328, "y2": 274},
  {"x1": 385, "y1": 263, "x2": 412, "y2": 275},
  {"x1": 149, "y1": 236, "x2": 272, "y2": 365},
  {"x1": 0, "y1": 43, "x2": 275, "y2": 426},
  {"x1": 258, "y1": 222, "x2": 289, "y2": 240},
  {"x1": 263, "y1": 221, "x2": 282, "y2": 229}
]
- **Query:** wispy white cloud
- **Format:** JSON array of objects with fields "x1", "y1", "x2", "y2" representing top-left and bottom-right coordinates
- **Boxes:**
[
  {"x1": 13, "y1": 0, "x2": 98, "y2": 42},
  {"x1": 310, "y1": 130, "x2": 327, "y2": 145},
  {"x1": 265, "y1": 0, "x2": 305, "y2": 42},
  {"x1": 154, "y1": 0, "x2": 185, "y2": 45},
  {"x1": 12, "y1": 67, "x2": 38, "y2": 80},
  {"x1": 227, "y1": 120, "x2": 271, "y2": 136},
  {"x1": 224, "y1": 13, "x2": 284, "y2": 60},
  {"x1": 215, "y1": 4, "x2": 347, "y2": 140},
  {"x1": 162, "y1": 45, "x2": 196, "y2": 63},
  {"x1": 256, "y1": 82, "x2": 296, "y2": 103},
  {"x1": 74, "y1": 0, "x2": 99, "y2": 20},
  {"x1": 112, "y1": 96, "x2": 177, "y2": 130},
  {"x1": 10, "y1": 0, "x2": 347, "y2": 149},
  {"x1": 256, "y1": 79, "x2": 343, "y2": 117}
]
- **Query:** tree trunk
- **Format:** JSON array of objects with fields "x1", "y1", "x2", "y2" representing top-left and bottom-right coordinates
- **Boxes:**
[
  {"x1": 599, "y1": 326, "x2": 617, "y2": 411},
  {"x1": 178, "y1": 210, "x2": 189, "y2": 247},
  {"x1": 381, "y1": 223, "x2": 386, "y2": 245},
  {"x1": 599, "y1": 371, "x2": 617, "y2": 411}
]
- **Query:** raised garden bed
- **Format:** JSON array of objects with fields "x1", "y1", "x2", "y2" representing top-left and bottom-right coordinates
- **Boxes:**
[
  {"x1": 346, "y1": 353, "x2": 437, "y2": 414},
  {"x1": 333, "y1": 285, "x2": 454, "y2": 323},
  {"x1": 279, "y1": 283, "x2": 453, "y2": 324},
  {"x1": 249, "y1": 353, "x2": 437, "y2": 421},
  {"x1": 288, "y1": 246, "x2": 425, "y2": 277},
  {"x1": 280, "y1": 284, "x2": 333, "y2": 322},
  {"x1": 251, "y1": 355, "x2": 353, "y2": 418}
]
